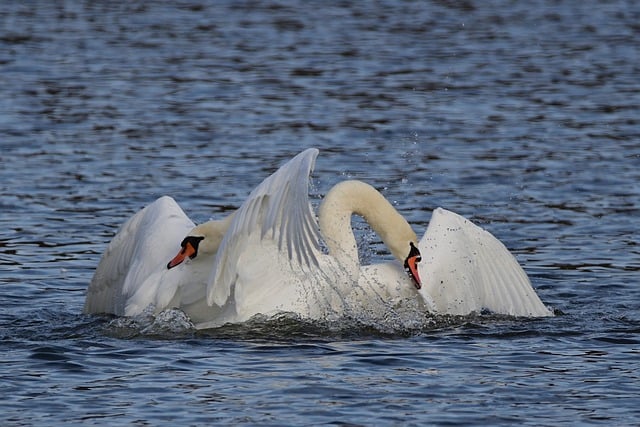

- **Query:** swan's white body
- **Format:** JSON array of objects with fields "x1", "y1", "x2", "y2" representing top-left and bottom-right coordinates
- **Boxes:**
[{"x1": 85, "y1": 148, "x2": 551, "y2": 328}]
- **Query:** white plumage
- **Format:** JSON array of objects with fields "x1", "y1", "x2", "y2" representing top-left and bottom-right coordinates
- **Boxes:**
[{"x1": 85, "y1": 148, "x2": 552, "y2": 328}]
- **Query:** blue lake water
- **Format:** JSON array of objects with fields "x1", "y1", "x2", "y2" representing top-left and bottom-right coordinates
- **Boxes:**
[{"x1": 1, "y1": 1, "x2": 639, "y2": 425}]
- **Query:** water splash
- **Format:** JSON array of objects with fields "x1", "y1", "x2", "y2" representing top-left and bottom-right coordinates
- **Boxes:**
[
  {"x1": 105, "y1": 308, "x2": 195, "y2": 339},
  {"x1": 94, "y1": 303, "x2": 545, "y2": 341}
]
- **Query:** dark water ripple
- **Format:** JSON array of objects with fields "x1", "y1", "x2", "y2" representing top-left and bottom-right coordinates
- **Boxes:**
[{"x1": 2, "y1": 0, "x2": 640, "y2": 425}]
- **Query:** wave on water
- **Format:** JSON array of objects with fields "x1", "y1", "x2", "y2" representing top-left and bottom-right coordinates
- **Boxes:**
[
  {"x1": 0, "y1": 296, "x2": 558, "y2": 344},
  {"x1": 99, "y1": 303, "x2": 557, "y2": 341}
]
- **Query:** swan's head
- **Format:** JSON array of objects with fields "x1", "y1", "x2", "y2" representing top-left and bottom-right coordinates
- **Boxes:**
[
  {"x1": 166, "y1": 220, "x2": 229, "y2": 269},
  {"x1": 383, "y1": 226, "x2": 422, "y2": 290},
  {"x1": 403, "y1": 241, "x2": 422, "y2": 290}
]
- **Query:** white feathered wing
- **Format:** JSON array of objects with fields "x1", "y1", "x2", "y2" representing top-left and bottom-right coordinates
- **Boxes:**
[
  {"x1": 84, "y1": 196, "x2": 195, "y2": 316},
  {"x1": 204, "y1": 148, "x2": 334, "y2": 324},
  {"x1": 418, "y1": 208, "x2": 552, "y2": 317}
]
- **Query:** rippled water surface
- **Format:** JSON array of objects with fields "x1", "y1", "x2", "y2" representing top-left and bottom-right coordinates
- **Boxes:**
[{"x1": 1, "y1": 1, "x2": 639, "y2": 425}]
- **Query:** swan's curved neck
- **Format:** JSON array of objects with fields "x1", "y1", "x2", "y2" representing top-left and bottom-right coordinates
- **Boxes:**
[
  {"x1": 190, "y1": 212, "x2": 236, "y2": 255},
  {"x1": 318, "y1": 180, "x2": 417, "y2": 272}
]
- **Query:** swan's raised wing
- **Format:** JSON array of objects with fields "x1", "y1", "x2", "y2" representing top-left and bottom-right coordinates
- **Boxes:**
[
  {"x1": 207, "y1": 148, "x2": 322, "y2": 308},
  {"x1": 84, "y1": 196, "x2": 195, "y2": 316},
  {"x1": 417, "y1": 208, "x2": 552, "y2": 317}
]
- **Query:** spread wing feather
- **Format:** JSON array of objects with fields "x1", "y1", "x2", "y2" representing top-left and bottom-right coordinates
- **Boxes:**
[
  {"x1": 419, "y1": 208, "x2": 552, "y2": 317},
  {"x1": 207, "y1": 148, "x2": 322, "y2": 307}
]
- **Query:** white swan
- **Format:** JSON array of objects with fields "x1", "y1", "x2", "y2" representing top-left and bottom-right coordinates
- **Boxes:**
[
  {"x1": 197, "y1": 148, "x2": 551, "y2": 327},
  {"x1": 83, "y1": 196, "x2": 233, "y2": 317},
  {"x1": 85, "y1": 147, "x2": 552, "y2": 327}
]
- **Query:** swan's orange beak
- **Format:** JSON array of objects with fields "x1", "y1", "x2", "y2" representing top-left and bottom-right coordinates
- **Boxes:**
[
  {"x1": 167, "y1": 236, "x2": 204, "y2": 269},
  {"x1": 404, "y1": 242, "x2": 422, "y2": 290}
]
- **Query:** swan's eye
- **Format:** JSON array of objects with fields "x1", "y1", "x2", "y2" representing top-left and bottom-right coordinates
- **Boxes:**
[
  {"x1": 186, "y1": 236, "x2": 205, "y2": 258},
  {"x1": 407, "y1": 241, "x2": 421, "y2": 260}
]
